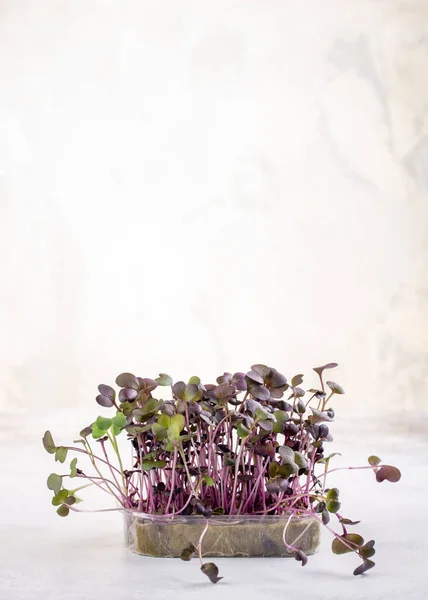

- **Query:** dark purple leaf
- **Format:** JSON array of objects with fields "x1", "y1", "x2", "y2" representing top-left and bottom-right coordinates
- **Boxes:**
[
  {"x1": 138, "y1": 378, "x2": 158, "y2": 394},
  {"x1": 295, "y1": 549, "x2": 308, "y2": 566},
  {"x1": 353, "y1": 559, "x2": 375, "y2": 576},
  {"x1": 238, "y1": 474, "x2": 253, "y2": 482},
  {"x1": 115, "y1": 372, "x2": 139, "y2": 389},
  {"x1": 266, "y1": 480, "x2": 281, "y2": 494},
  {"x1": 215, "y1": 383, "x2": 236, "y2": 400},
  {"x1": 269, "y1": 369, "x2": 287, "y2": 388},
  {"x1": 172, "y1": 381, "x2": 186, "y2": 400},
  {"x1": 231, "y1": 372, "x2": 247, "y2": 391},
  {"x1": 216, "y1": 372, "x2": 232, "y2": 384},
  {"x1": 375, "y1": 465, "x2": 401, "y2": 483},
  {"x1": 96, "y1": 394, "x2": 115, "y2": 407},
  {"x1": 246, "y1": 370, "x2": 264, "y2": 384},
  {"x1": 200, "y1": 562, "x2": 223, "y2": 584},
  {"x1": 97, "y1": 384, "x2": 116, "y2": 401},
  {"x1": 254, "y1": 443, "x2": 275, "y2": 458},
  {"x1": 118, "y1": 388, "x2": 138, "y2": 402},
  {"x1": 250, "y1": 384, "x2": 270, "y2": 400},
  {"x1": 251, "y1": 364, "x2": 270, "y2": 379},
  {"x1": 313, "y1": 363, "x2": 338, "y2": 376}
]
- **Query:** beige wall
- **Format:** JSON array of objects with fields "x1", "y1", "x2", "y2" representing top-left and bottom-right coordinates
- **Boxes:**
[{"x1": 0, "y1": 1, "x2": 427, "y2": 420}]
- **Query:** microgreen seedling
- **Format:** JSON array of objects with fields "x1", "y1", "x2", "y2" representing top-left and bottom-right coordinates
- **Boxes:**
[{"x1": 43, "y1": 363, "x2": 401, "y2": 582}]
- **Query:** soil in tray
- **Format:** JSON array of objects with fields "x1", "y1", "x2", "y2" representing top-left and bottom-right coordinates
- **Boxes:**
[{"x1": 132, "y1": 517, "x2": 321, "y2": 558}]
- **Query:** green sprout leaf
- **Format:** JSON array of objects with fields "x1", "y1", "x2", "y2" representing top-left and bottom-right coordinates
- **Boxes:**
[
  {"x1": 326, "y1": 487, "x2": 339, "y2": 500},
  {"x1": 167, "y1": 414, "x2": 185, "y2": 441},
  {"x1": 180, "y1": 543, "x2": 197, "y2": 561},
  {"x1": 236, "y1": 422, "x2": 250, "y2": 438},
  {"x1": 47, "y1": 473, "x2": 62, "y2": 495},
  {"x1": 368, "y1": 455, "x2": 381, "y2": 466},
  {"x1": 152, "y1": 423, "x2": 168, "y2": 441},
  {"x1": 332, "y1": 533, "x2": 364, "y2": 555},
  {"x1": 112, "y1": 412, "x2": 126, "y2": 428},
  {"x1": 272, "y1": 410, "x2": 289, "y2": 434},
  {"x1": 201, "y1": 474, "x2": 214, "y2": 487},
  {"x1": 91, "y1": 426, "x2": 106, "y2": 440},
  {"x1": 42, "y1": 430, "x2": 56, "y2": 454},
  {"x1": 188, "y1": 376, "x2": 201, "y2": 385},
  {"x1": 70, "y1": 458, "x2": 78, "y2": 478},
  {"x1": 57, "y1": 505, "x2": 70, "y2": 517},
  {"x1": 326, "y1": 499, "x2": 341, "y2": 513},
  {"x1": 55, "y1": 446, "x2": 68, "y2": 464},
  {"x1": 96, "y1": 416, "x2": 112, "y2": 430},
  {"x1": 156, "y1": 373, "x2": 173, "y2": 386},
  {"x1": 158, "y1": 414, "x2": 171, "y2": 428},
  {"x1": 184, "y1": 384, "x2": 201, "y2": 402},
  {"x1": 291, "y1": 374, "x2": 304, "y2": 387},
  {"x1": 142, "y1": 460, "x2": 167, "y2": 471},
  {"x1": 52, "y1": 489, "x2": 69, "y2": 506}
]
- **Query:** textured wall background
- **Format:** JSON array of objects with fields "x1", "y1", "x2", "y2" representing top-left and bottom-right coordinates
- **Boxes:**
[{"x1": 0, "y1": 1, "x2": 427, "y2": 424}]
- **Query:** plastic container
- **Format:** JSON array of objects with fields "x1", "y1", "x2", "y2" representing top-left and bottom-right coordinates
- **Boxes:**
[{"x1": 123, "y1": 510, "x2": 321, "y2": 558}]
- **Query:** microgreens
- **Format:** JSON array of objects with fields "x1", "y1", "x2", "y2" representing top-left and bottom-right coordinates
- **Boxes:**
[{"x1": 43, "y1": 363, "x2": 401, "y2": 582}]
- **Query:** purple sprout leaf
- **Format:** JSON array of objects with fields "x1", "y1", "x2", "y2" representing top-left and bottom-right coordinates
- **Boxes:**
[
  {"x1": 375, "y1": 465, "x2": 401, "y2": 483},
  {"x1": 254, "y1": 443, "x2": 275, "y2": 458},
  {"x1": 268, "y1": 368, "x2": 287, "y2": 388},
  {"x1": 246, "y1": 370, "x2": 265, "y2": 384},
  {"x1": 214, "y1": 383, "x2": 236, "y2": 402},
  {"x1": 360, "y1": 540, "x2": 376, "y2": 559},
  {"x1": 231, "y1": 372, "x2": 247, "y2": 391},
  {"x1": 200, "y1": 562, "x2": 223, "y2": 584},
  {"x1": 96, "y1": 394, "x2": 115, "y2": 408},
  {"x1": 172, "y1": 381, "x2": 186, "y2": 400},
  {"x1": 115, "y1": 372, "x2": 139, "y2": 390},
  {"x1": 353, "y1": 559, "x2": 375, "y2": 576},
  {"x1": 313, "y1": 363, "x2": 338, "y2": 376},
  {"x1": 251, "y1": 364, "x2": 271, "y2": 379},
  {"x1": 138, "y1": 378, "x2": 158, "y2": 395},
  {"x1": 295, "y1": 549, "x2": 308, "y2": 566},
  {"x1": 79, "y1": 426, "x2": 92, "y2": 438},
  {"x1": 326, "y1": 381, "x2": 345, "y2": 395},
  {"x1": 97, "y1": 384, "x2": 115, "y2": 401},
  {"x1": 249, "y1": 384, "x2": 271, "y2": 401},
  {"x1": 118, "y1": 388, "x2": 138, "y2": 402},
  {"x1": 308, "y1": 408, "x2": 334, "y2": 424}
]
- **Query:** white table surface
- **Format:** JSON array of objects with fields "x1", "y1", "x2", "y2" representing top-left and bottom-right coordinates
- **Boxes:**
[{"x1": 0, "y1": 412, "x2": 425, "y2": 600}]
